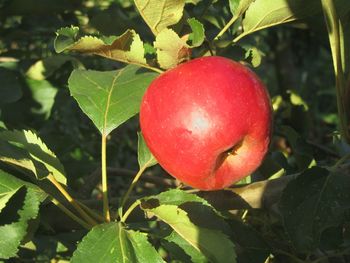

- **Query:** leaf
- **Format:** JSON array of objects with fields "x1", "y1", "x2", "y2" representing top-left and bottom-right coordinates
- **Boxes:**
[
  {"x1": 134, "y1": 0, "x2": 185, "y2": 35},
  {"x1": 187, "y1": 18, "x2": 205, "y2": 47},
  {"x1": 26, "y1": 55, "x2": 83, "y2": 80},
  {"x1": 279, "y1": 167, "x2": 350, "y2": 252},
  {"x1": 141, "y1": 204, "x2": 236, "y2": 263},
  {"x1": 0, "y1": 130, "x2": 66, "y2": 185},
  {"x1": 229, "y1": 0, "x2": 255, "y2": 18},
  {"x1": 71, "y1": 222, "x2": 164, "y2": 263},
  {"x1": 55, "y1": 27, "x2": 149, "y2": 69},
  {"x1": 244, "y1": 46, "x2": 262, "y2": 67},
  {"x1": 0, "y1": 67, "x2": 22, "y2": 106},
  {"x1": 54, "y1": 26, "x2": 80, "y2": 53},
  {"x1": 137, "y1": 132, "x2": 157, "y2": 169},
  {"x1": 154, "y1": 28, "x2": 189, "y2": 69},
  {"x1": 164, "y1": 230, "x2": 207, "y2": 263},
  {"x1": 68, "y1": 65, "x2": 157, "y2": 135},
  {"x1": 26, "y1": 79, "x2": 58, "y2": 119},
  {"x1": 0, "y1": 169, "x2": 45, "y2": 259},
  {"x1": 144, "y1": 189, "x2": 212, "y2": 207},
  {"x1": 228, "y1": 219, "x2": 270, "y2": 263},
  {"x1": 0, "y1": 188, "x2": 19, "y2": 214},
  {"x1": 237, "y1": 0, "x2": 322, "y2": 41}
]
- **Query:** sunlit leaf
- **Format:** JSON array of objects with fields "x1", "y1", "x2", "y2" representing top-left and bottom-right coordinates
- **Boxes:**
[
  {"x1": 0, "y1": 130, "x2": 66, "y2": 185},
  {"x1": 237, "y1": 0, "x2": 322, "y2": 41},
  {"x1": 164, "y1": 231, "x2": 207, "y2": 263},
  {"x1": 71, "y1": 222, "x2": 164, "y2": 263},
  {"x1": 144, "y1": 189, "x2": 212, "y2": 207},
  {"x1": 134, "y1": 0, "x2": 185, "y2": 35},
  {"x1": 26, "y1": 55, "x2": 83, "y2": 80},
  {"x1": 154, "y1": 28, "x2": 189, "y2": 69},
  {"x1": 229, "y1": 0, "x2": 254, "y2": 18},
  {"x1": 55, "y1": 27, "x2": 149, "y2": 68},
  {"x1": 188, "y1": 18, "x2": 205, "y2": 47},
  {"x1": 26, "y1": 79, "x2": 58, "y2": 119},
  {"x1": 141, "y1": 204, "x2": 236, "y2": 263},
  {"x1": 68, "y1": 65, "x2": 157, "y2": 135}
]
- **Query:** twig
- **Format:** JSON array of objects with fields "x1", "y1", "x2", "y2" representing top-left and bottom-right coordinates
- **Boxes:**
[
  {"x1": 47, "y1": 174, "x2": 97, "y2": 226},
  {"x1": 51, "y1": 197, "x2": 92, "y2": 230}
]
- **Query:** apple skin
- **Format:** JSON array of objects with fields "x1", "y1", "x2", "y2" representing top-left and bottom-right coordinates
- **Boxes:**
[{"x1": 140, "y1": 56, "x2": 272, "y2": 190}]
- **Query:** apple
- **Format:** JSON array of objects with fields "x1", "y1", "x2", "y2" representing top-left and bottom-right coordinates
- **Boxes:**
[{"x1": 140, "y1": 56, "x2": 272, "y2": 190}]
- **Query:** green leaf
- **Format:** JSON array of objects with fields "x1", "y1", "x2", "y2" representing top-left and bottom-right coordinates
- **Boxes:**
[
  {"x1": 0, "y1": 130, "x2": 67, "y2": 185},
  {"x1": 134, "y1": 0, "x2": 185, "y2": 35},
  {"x1": 279, "y1": 167, "x2": 350, "y2": 252},
  {"x1": 188, "y1": 18, "x2": 205, "y2": 47},
  {"x1": 54, "y1": 26, "x2": 80, "y2": 53},
  {"x1": 26, "y1": 79, "x2": 58, "y2": 119},
  {"x1": 141, "y1": 204, "x2": 236, "y2": 263},
  {"x1": 154, "y1": 28, "x2": 189, "y2": 69},
  {"x1": 144, "y1": 189, "x2": 212, "y2": 207},
  {"x1": 68, "y1": 65, "x2": 157, "y2": 135},
  {"x1": 244, "y1": 46, "x2": 262, "y2": 67},
  {"x1": 229, "y1": 0, "x2": 254, "y2": 18},
  {"x1": 71, "y1": 222, "x2": 164, "y2": 263},
  {"x1": 26, "y1": 55, "x2": 83, "y2": 80},
  {"x1": 229, "y1": 219, "x2": 270, "y2": 263},
  {"x1": 237, "y1": 0, "x2": 322, "y2": 42},
  {"x1": 137, "y1": 132, "x2": 157, "y2": 169},
  {"x1": 0, "y1": 188, "x2": 19, "y2": 214},
  {"x1": 0, "y1": 170, "x2": 45, "y2": 259},
  {"x1": 164, "y1": 231, "x2": 207, "y2": 263},
  {"x1": 55, "y1": 28, "x2": 149, "y2": 68},
  {"x1": 0, "y1": 67, "x2": 22, "y2": 106}
]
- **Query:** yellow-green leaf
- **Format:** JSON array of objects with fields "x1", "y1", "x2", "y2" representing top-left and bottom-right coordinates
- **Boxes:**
[
  {"x1": 154, "y1": 28, "x2": 189, "y2": 69},
  {"x1": 134, "y1": 0, "x2": 185, "y2": 35}
]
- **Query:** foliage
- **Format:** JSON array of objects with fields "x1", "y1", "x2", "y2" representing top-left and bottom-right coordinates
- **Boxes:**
[{"x1": 0, "y1": 0, "x2": 350, "y2": 262}]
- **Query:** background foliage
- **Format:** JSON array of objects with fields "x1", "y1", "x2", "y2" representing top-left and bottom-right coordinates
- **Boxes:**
[{"x1": 0, "y1": 0, "x2": 350, "y2": 262}]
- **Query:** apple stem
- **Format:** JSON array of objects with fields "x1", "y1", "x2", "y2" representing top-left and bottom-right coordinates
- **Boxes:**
[{"x1": 101, "y1": 134, "x2": 111, "y2": 222}]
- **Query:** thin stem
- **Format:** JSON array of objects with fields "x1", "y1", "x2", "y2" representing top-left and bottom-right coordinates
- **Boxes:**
[
  {"x1": 120, "y1": 200, "x2": 141, "y2": 223},
  {"x1": 101, "y1": 134, "x2": 111, "y2": 222},
  {"x1": 119, "y1": 165, "x2": 148, "y2": 218},
  {"x1": 51, "y1": 197, "x2": 92, "y2": 229},
  {"x1": 48, "y1": 174, "x2": 97, "y2": 226},
  {"x1": 214, "y1": 15, "x2": 239, "y2": 41},
  {"x1": 232, "y1": 31, "x2": 250, "y2": 43}
]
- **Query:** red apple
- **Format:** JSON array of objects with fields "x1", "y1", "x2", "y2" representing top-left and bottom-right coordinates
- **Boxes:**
[{"x1": 140, "y1": 56, "x2": 272, "y2": 190}]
